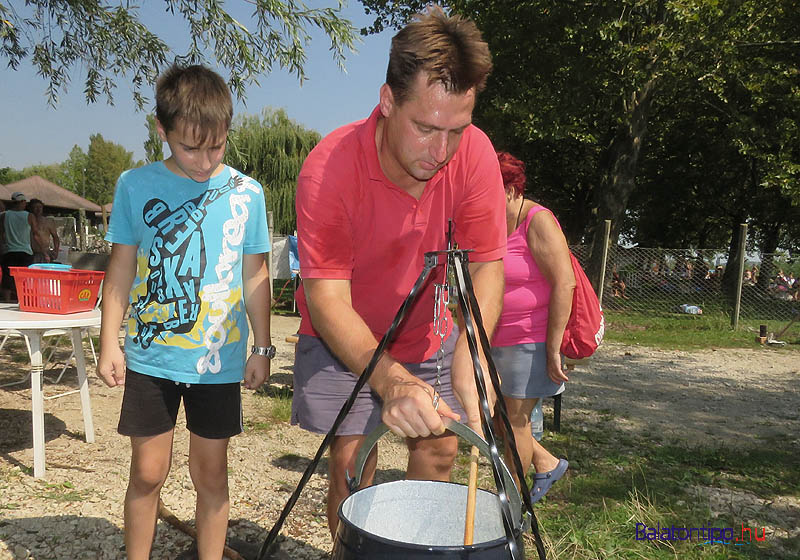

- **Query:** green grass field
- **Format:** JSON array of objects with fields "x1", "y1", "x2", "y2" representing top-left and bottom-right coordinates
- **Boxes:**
[
  {"x1": 447, "y1": 418, "x2": 799, "y2": 559},
  {"x1": 604, "y1": 309, "x2": 800, "y2": 351}
]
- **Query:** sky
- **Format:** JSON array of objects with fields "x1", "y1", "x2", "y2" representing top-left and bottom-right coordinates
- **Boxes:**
[{"x1": 0, "y1": 2, "x2": 394, "y2": 170}]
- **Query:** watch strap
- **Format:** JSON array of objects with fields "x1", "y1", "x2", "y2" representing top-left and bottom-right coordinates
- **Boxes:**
[{"x1": 251, "y1": 345, "x2": 276, "y2": 359}]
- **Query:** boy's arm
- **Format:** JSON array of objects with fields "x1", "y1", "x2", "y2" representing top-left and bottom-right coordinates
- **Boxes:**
[
  {"x1": 97, "y1": 243, "x2": 137, "y2": 387},
  {"x1": 242, "y1": 252, "x2": 271, "y2": 390}
]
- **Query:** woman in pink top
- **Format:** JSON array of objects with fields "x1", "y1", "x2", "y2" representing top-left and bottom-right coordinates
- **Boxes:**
[{"x1": 491, "y1": 152, "x2": 574, "y2": 502}]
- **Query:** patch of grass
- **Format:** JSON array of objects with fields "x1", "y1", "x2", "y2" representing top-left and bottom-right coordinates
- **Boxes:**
[
  {"x1": 10, "y1": 350, "x2": 30, "y2": 363},
  {"x1": 449, "y1": 421, "x2": 798, "y2": 559},
  {"x1": 604, "y1": 309, "x2": 800, "y2": 351},
  {"x1": 247, "y1": 385, "x2": 294, "y2": 431},
  {"x1": 35, "y1": 480, "x2": 90, "y2": 502}
]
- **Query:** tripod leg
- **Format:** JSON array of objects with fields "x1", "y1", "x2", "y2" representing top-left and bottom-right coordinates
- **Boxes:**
[
  {"x1": 450, "y1": 253, "x2": 525, "y2": 560},
  {"x1": 454, "y1": 252, "x2": 547, "y2": 560}
]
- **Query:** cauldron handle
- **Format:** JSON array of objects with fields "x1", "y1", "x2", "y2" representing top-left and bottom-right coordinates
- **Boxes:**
[{"x1": 347, "y1": 419, "x2": 526, "y2": 525}]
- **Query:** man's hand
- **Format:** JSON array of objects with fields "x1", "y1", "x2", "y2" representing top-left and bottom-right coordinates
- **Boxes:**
[
  {"x1": 97, "y1": 344, "x2": 126, "y2": 387},
  {"x1": 243, "y1": 353, "x2": 270, "y2": 390},
  {"x1": 381, "y1": 380, "x2": 460, "y2": 438}
]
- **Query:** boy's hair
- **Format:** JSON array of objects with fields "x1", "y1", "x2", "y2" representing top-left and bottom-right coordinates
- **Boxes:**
[
  {"x1": 155, "y1": 64, "x2": 233, "y2": 143},
  {"x1": 386, "y1": 5, "x2": 492, "y2": 105},
  {"x1": 28, "y1": 198, "x2": 44, "y2": 208}
]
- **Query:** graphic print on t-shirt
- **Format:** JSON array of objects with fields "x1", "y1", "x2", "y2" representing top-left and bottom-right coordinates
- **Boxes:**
[{"x1": 131, "y1": 175, "x2": 244, "y2": 350}]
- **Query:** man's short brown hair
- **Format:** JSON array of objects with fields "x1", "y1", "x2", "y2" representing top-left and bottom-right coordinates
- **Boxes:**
[
  {"x1": 386, "y1": 6, "x2": 492, "y2": 105},
  {"x1": 155, "y1": 64, "x2": 233, "y2": 143}
]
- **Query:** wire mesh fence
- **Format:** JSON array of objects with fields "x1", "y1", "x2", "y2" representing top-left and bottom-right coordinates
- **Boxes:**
[
  {"x1": 738, "y1": 252, "x2": 799, "y2": 324},
  {"x1": 570, "y1": 245, "x2": 799, "y2": 327}
]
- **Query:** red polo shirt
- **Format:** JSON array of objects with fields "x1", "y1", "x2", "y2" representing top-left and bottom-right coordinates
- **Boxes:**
[{"x1": 295, "y1": 107, "x2": 506, "y2": 363}]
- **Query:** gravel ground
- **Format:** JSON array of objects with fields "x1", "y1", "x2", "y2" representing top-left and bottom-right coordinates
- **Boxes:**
[{"x1": 1, "y1": 314, "x2": 798, "y2": 559}]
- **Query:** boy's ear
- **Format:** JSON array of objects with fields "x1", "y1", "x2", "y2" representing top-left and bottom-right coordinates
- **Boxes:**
[{"x1": 155, "y1": 117, "x2": 169, "y2": 142}]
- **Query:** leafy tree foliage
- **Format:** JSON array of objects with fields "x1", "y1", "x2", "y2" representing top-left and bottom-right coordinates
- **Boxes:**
[
  {"x1": 1, "y1": 0, "x2": 357, "y2": 109},
  {"x1": 84, "y1": 133, "x2": 135, "y2": 204},
  {"x1": 225, "y1": 108, "x2": 320, "y2": 235},
  {"x1": 3, "y1": 137, "x2": 136, "y2": 205},
  {"x1": 144, "y1": 115, "x2": 164, "y2": 164},
  {"x1": 358, "y1": 1, "x2": 800, "y2": 276},
  {"x1": 13, "y1": 163, "x2": 66, "y2": 186},
  {"x1": 0, "y1": 167, "x2": 23, "y2": 184},
  {"x1": 61, "y1": 145, "x2": 90, "y2": 196}
]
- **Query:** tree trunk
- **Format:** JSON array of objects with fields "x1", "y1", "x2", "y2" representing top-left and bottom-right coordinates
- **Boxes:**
[
  {"x1": 756, "y1": 226, "x2": 781, "y2": 293},
  {"x1": 587, "y1": 78, "x2": 657, "y2": 291}
]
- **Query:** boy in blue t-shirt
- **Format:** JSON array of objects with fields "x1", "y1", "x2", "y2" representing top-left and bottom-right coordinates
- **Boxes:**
[{"x1": 98, "y1": 64, "x2": 274, "y2": 560}]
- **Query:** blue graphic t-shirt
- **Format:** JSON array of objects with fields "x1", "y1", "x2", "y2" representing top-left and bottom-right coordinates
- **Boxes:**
[{"x1": 106, "y1": 162, "x2": 270, "y2": 384}]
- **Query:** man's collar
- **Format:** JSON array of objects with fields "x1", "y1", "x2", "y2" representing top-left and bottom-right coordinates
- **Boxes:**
[{"x1": 358, "y1": 106, "x2": 385, "y2": 182}]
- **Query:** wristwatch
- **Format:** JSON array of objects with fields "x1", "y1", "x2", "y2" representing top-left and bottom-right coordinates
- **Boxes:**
[{"x1": 251, "y1": 345, "x2": 276, "y2": 359}]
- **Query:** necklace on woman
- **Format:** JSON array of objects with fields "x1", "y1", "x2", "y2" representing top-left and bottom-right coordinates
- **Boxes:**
[{"x1": 514, "y1": 198, "x2": 525, "y2": 231}]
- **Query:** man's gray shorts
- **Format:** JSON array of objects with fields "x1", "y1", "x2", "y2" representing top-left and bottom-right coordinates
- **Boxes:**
[{"x1": 291, "y1": 328, "x2": 466, "y2": 436}]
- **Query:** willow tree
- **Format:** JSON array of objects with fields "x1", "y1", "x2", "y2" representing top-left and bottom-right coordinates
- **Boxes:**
[
  {"x1": 1, "y1": 0, "x2": 357, "y2": 109},
  {"x1": 144, "y1": 115, "x2": 164, "y2": 164},
  {"x1": 225, "y1": 108, "x2": 320, "y2": 235}
]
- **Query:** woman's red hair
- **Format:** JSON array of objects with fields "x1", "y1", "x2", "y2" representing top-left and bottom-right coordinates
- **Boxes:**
[{"x1": 497, "y1": 151, "x2": 526, "y2": 197}]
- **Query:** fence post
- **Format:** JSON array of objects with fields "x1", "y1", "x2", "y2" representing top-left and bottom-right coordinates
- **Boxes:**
[
  {"x1": 731, "y1": 223, "x2": 747, "y2": 329},
  {"x1": 596, "y1": 219, "x2": 612, "y2": 304}
]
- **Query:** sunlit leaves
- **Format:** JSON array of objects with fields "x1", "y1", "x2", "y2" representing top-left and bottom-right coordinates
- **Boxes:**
[
  {"x1": 1, "y1": 0, "x2": 357, "y2": 110},
  {"x1": 225, "y1": 108, "x2": 320, "y2": 234}
]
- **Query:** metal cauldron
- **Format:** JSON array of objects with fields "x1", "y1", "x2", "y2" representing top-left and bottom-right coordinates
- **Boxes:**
[{"x1": 331, "y1": 421, "x2": 528, "y2": 559}]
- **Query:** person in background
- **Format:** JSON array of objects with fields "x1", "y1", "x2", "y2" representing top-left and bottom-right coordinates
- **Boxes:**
[
  {"x1": 28, "y1": 198, "x2": 60, "y2": 263},
  {"x1": 491, "y1": 151, "x2": 571, "y2": 502},
  {"x1": 0, "y1": 192, "x2": 35, "y2": 301},
  {"x1": 97, "y1": 64, "x2": 272, "y2": 560},
  {"x1": 611, "y1": 267, "x2": 629, "y2": 299},
  {"x1": 292, "y1": 7, "x2": 506, "y2": 538}
]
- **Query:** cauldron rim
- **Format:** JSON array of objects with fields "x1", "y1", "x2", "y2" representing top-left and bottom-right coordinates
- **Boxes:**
[{"x1": 336, "y1": 479, "x2": 523, "y2": 553}]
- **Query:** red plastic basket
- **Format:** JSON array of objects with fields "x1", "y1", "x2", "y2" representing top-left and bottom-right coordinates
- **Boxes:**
[{"x1": 10, "y1": 267, "x2": 105, "y2": 314}]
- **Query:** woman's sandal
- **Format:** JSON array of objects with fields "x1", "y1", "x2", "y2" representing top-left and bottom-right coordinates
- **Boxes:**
[{"x1": 530, "y1": 458, "x2": 569, "y2": 503}]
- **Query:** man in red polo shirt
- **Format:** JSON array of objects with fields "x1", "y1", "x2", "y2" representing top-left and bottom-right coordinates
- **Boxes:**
[{"x1": 292, "y1": 7, "x2": 506, "y2": 537}]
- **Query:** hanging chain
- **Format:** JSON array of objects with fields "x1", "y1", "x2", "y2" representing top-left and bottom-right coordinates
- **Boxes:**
[
  {"x1": 430, "y1": 221, "x2": 455, "y2": 411},
  {"x1": 432, "y1": 278, "x2": 449, "y2": 409}
]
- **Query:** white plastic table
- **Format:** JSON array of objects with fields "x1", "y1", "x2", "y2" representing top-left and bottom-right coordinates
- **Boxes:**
[{"x1": 0, "y1": 304, "x2": 100, "y2": 477}]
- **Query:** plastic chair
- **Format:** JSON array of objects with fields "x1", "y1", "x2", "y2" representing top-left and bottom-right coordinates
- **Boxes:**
[{"x1": 0, "y1": 327, "x2": 71, "y2": 387}]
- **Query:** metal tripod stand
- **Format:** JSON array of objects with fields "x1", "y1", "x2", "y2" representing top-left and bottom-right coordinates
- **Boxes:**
[{"x1": 258, "y1": 245, "x2": 547, "y2": 560}]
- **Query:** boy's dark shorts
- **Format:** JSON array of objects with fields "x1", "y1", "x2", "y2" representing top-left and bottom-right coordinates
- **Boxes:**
[{"x1": 118, "y1": 369, "x2": 243, "y2": 439}]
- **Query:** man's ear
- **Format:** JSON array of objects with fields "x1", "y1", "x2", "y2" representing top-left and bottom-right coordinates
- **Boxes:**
[{"x1": 378, "y1": 83, "x2": 395, "y2": 118}]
